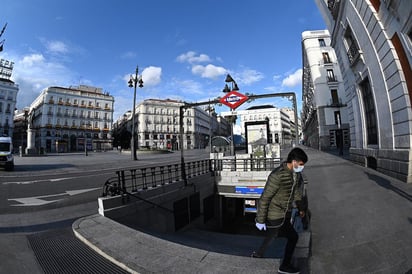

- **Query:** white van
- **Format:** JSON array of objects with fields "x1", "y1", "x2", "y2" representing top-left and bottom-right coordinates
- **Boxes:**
[{"x1": 0, "y1": 136, "x2": 14, "y2": 171}]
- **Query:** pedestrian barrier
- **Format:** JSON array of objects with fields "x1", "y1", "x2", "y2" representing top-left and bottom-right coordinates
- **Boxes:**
[{"x1": 101, "y1": 159, "x2": 213, "y2": 197}]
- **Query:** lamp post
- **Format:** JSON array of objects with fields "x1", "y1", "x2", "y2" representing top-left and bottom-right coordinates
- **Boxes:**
[
  {"x1": 128, "y1": 66, "x2": 144, "y2": 160},
  {"x1": 222, "y1": 74, "x2": 239, "y2": 156}
]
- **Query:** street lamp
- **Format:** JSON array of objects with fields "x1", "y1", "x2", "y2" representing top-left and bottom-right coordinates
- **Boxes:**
[
  {"x1": 222, "y1": 74, "x2": 239, "y2": 156},
  {"x1": 222, "y1": 74, "x2": 239, "y2": 93},
  {"x1": 128, "y1": 66, "x2": 144, "y2": 160}
]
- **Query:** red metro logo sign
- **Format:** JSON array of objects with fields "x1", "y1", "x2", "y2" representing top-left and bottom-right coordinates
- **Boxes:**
[{"x1": 219, "y1": 90, "x2": 249, "y2": 110}]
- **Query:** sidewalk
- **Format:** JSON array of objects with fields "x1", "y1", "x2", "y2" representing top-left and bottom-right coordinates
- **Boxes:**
[{"x1": 72, "y1": 147, "x2": 412, "y2": 274}]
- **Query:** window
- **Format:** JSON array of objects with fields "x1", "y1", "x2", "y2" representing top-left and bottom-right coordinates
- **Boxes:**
[
  {"x1": 334, "y1": 111, "x2": 341, "y2": 125},
  {"x1": 322, "y1": 52, "x2": 331, "y2": 63},
  {"x1": 344, "y1": 28, "x2": 360, "y2": 65},
  {"x1": 360, "y1": 78, "x2": 378, "y2": 145},
  {"x1": 327, "y1": 69, "x2": 336, "y2": 82},
  {"x1": 331, "y1": 89, "x2": 339, "y2": 105},
  {"x1": 318, "y1": 38, "x2": 326, "y2": 47}
]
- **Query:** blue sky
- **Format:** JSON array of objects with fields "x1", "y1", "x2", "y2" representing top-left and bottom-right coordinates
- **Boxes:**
[{"x1": 0, "y1": 0, "x2": 325, "y2": 121}]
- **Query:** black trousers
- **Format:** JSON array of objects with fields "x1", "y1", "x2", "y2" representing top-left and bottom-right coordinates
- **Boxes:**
[{"x1": 255, "y1": 214, "x2": 298, "y2": 266}]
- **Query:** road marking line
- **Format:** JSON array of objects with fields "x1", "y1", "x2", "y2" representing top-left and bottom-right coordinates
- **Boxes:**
[{"x1": 8, "y1": 187, "x2": 101, "y2": 206}]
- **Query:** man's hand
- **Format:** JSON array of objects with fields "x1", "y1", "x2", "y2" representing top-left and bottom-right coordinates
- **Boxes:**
[
  {"x1": 299, "y1": 211, "x2": 305, "y2": 218},
  {"x1": 255, "y1": 222, "x2": 267, "y2": 231}
]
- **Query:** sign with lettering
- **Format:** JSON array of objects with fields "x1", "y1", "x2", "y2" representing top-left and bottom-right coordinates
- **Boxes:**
[{"x1": 219, "y1": 90, "x2": 249, "y2": 110}]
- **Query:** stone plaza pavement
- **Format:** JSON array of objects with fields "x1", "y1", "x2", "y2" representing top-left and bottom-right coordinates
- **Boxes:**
[{"x1": 71, "y1": 147, "x2": 412, "y2": 274}]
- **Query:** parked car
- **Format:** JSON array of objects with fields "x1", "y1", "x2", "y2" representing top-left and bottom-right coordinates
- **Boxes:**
[{"x1": 0, "y1": 136, "x2": 14, "y2": 171}]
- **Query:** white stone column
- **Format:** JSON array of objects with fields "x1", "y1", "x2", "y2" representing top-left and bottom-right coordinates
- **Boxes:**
[{"x1": 25, "y1": 128, "x2": 36, "y2": 155}]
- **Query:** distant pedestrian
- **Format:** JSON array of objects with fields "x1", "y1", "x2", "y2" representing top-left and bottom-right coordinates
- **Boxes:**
[{"x1": 251, "y1": 147, "x2": 308, "y2": 274}]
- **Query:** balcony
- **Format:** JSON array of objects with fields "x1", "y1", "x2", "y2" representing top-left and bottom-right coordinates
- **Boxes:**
[
  {"x1": 327, "y1": 76, "x2": 338, "y2": 83},
  {"x1": 347, "y1": 43, "x2": 361, "y2": 66},
  {"x1": 328, "y1": 98, "x2": 346, "y2": 107},
  {"x1": 327, "y1": 0, "x2": 340, "y2": 20}
]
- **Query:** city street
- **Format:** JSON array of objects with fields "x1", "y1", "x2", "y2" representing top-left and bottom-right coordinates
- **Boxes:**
[
  {"x1": 0, "y1": 149, "x2": 209, "y2": 213},
  {"x1": 1, "y1": 148, "x2": 412, "y2": 273},
  {"x1": 0, "y1": 149, "x2": 209, "y2": 274}
]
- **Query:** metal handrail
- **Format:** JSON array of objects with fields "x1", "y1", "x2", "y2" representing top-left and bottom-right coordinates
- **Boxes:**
[{"x1": 102, "y1": 159, "x2": 212, "y2": 197}]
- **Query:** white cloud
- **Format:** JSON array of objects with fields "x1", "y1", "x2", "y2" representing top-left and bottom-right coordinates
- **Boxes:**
[
  {"x1": 172, "y1": 79, "x2": 204, "y2": 95},
  {"x1": 192, "y1": 64, "x2": 226, "y2": 79},
  {"x1": 20, "y1": 53, "x2": 45, "y2": 66},
  {"x1": 282, "y1": 69, "x2": 302, "y2": 87},
  {"x1": 10, "y1": 53, "x2": 73, "y2": 108},
  {"x1": 120, "y1": 51, "x2": 137, "y2": 59},
  {"x1": 46, "y1": 40, "x2": 69, "y2": 54},
  {"x1": 176, "y1": 51, "x2": 211, "y2": 63},
  {"x1": 142, "y1": 66, "x2": 162, "y2": 86},
  {"x1": 237, "y1": 69, "x2": 264, "y2": 85},
  {"x1": 123, "y1": 66, "x2": 162, "y2": 87},
  {"x1": 273, "y1": 74, "x2": 282, "y2": 81}
]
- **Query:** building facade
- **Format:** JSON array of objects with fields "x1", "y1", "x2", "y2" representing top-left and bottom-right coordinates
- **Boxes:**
[
  {"x1": 237, "y1": 105, "x2": 292, "y2": 145},
  {"x1": 0, "y1": 59, "x2": 18, "y2": 137},
  {"x1": 301, "y1": 30, "x2": 349, "y2": 150},
  {"x1": 114, "y1": 98, "x2": 231, "y2": 151},
  {"x1": 28, "y1": 85, "x2": 114, "y2": 153},
  {"x1": 315, "y1": 0, "x2": 412, "y2": 182}
]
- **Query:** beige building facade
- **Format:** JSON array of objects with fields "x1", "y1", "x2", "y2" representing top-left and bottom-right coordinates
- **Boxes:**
[{"x1": 28, "y1": 85, "x2": 114, "y2": 153}]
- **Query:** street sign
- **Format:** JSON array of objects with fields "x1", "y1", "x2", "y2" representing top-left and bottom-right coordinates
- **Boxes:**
[{"x1": 219, "y1": 90, "x2": 249, "y2": 110}]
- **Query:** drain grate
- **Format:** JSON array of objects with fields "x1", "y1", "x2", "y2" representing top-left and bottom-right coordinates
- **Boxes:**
[{"x1": 28, "y1": 227, "x2": 130, "y2": 274}]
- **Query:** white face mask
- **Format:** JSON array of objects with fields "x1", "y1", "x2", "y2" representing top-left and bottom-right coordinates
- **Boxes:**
[
  {"x1": 293, "y1": 160, "x2": 304, "y2": 173},
  {"x1": 293, "y1": 165, "x2": 304, "y2": 173}
]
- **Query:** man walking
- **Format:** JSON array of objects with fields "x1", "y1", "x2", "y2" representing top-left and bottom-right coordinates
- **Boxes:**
[{"x1": 252, "y1": 147, "x2": 308, "y2": 274}]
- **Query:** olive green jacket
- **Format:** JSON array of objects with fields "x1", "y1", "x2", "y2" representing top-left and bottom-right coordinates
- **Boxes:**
[{"x1": 255, "y1": 162, "x2": 303, "y2": 223}]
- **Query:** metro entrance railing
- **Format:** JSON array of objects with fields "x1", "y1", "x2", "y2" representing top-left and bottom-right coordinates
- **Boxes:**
[{"x1": 101, "y1": 157, "x2": 281, "y2": 197}]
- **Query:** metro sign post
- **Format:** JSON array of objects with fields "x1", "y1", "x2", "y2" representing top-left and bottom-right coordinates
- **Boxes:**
[
  {"x1": 219, "y1": 90, "x2": 248, "y2": 156},
  {"x1": 219, "y1": 90, "x2": 249, "y2": 110}
]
